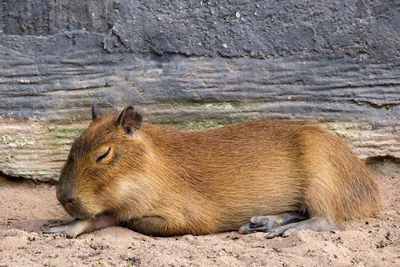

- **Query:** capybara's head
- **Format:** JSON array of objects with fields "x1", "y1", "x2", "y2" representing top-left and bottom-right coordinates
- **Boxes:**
[{"x1": 56, "y1": 104, "x2": 150, "y2": 220}]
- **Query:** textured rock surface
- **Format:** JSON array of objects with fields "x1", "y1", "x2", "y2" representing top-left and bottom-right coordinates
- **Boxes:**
[{"x1": 0, "y1": 0, "x2": 399, "y2": 181}]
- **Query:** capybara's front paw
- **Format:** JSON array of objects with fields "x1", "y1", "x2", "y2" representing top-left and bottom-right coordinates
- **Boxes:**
[{"x1": 43, "y1": 219, "x2": 92, "y2": 238}]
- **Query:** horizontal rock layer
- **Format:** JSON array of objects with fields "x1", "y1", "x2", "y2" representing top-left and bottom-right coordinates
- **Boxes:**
[{"x1": 0, "y1": 51, "x2": 399, "y2": 181}]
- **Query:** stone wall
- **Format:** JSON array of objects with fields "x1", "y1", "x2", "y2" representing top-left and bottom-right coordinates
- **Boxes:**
[{"x1": 1, "y1": 0, "x2": 399, "y2": 181}]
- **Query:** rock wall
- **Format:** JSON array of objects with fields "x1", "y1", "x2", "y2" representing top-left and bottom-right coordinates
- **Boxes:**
[{"x1": 1, "y1": 0, "x2": 399, "y2": 181}]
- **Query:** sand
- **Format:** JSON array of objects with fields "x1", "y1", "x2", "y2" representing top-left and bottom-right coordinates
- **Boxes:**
[{"x1": 0, "y1": 160, "x2": 399, "y2": 267}]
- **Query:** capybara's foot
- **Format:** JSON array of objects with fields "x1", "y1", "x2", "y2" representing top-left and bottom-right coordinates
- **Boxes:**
[
  {"x1": 43, "y1": 214, "x2": 117, "y2": 238},
  {"x1": 239, "y1": 215, "x2": 343, "y2": 238},
  {"x1": 239, "y1": 212, "x2": 305, "y2": 234},
  {"x1": 264, "y1": 216, "x2": 343, "y2": 238}
]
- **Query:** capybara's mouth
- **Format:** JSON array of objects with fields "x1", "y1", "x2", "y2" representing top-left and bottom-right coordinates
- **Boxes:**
[{"x1": 62, "y1": 201, "x2": 92, "y2": 220}]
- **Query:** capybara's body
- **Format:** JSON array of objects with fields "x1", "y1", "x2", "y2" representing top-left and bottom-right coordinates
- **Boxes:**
[{"x1": 53, "y1": 106, "x2": 380, "y2": 237}]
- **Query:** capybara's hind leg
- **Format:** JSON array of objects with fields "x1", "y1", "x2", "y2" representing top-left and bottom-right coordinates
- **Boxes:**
[
  {"x1": 239, "y1": 212, "x2": 305, "y2": 234},
  {"x1": 264, "y1": 216, "x2": 343, "y2": 239}
]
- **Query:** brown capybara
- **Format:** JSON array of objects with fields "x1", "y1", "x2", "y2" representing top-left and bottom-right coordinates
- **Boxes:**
[{"x1": 44, "y1": 104, "x2": 380, "y2": 238}]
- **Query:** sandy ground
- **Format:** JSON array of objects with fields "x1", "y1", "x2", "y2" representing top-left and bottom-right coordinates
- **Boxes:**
[{"x1": 0, "y1": 161, "x2": 399, "y2": 267}]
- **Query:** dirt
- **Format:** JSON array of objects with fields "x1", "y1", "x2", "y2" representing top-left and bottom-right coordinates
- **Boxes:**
[{"x1": 0, "y1": 161, "x2": 399, "y2": 267}]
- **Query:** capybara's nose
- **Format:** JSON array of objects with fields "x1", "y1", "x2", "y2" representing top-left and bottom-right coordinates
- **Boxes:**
[{"x1": 56, "y1": 189, "x2": 74, "y2": 206}]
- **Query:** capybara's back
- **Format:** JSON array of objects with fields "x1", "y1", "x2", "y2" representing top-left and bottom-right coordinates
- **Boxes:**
[{"x1": 49, "y1": 106, "x2": 381, "y2": 238}]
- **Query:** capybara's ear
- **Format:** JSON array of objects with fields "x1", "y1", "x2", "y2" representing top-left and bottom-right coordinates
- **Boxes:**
[
  {"x1": 91, "y1": 103, "x2": 102, "y2": 120},
  {"x1": 116, "y1": 106, "x2": 143, "y2": 136}
]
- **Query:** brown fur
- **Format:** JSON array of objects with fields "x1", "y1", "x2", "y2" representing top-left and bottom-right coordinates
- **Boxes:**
[{"x1": 57, "y1": 111, "x2": 381, "y2": 236}]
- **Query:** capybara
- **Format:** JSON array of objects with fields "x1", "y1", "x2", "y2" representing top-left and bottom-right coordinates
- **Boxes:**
[{"x1": 44, "y1": 104, "x2": 380, "y2": 238}]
